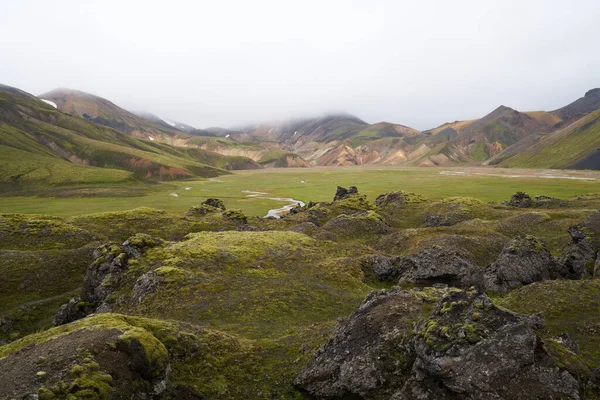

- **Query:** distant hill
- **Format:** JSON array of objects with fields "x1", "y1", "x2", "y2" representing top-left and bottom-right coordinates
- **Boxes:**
[
  {"x1": 130, "y1": 110, "x2": 197, "y2": 133},
  {"x1": 552, "y1": 88, "x2": 600, "y2": 123},
  {"x1": 0, "y1": 84, "x2": 260, "y2": 192},
  {"x1": 26, "y1": 86, "x2": 600, "y2": 170},
  {"x1": 493, "y1": 109, "x2": 600, "y2": 169},
  {"x1": 38, "y1": 88, "x2": 189, "y2": 144}
]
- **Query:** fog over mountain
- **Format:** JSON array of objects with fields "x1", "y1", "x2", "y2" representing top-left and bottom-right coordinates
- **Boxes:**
[{"x1": 1, "y1": 0, "x2": 599, "y2": 130}]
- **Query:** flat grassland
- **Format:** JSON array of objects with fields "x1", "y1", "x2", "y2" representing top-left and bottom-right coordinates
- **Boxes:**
[{"x1": 1, "y1": 167, "x2": 600, "y2": 217}]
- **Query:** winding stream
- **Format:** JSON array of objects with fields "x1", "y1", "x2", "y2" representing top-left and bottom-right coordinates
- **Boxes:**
[{"x1": 242, "y1": 191, "x2": 305, "y2": 218}]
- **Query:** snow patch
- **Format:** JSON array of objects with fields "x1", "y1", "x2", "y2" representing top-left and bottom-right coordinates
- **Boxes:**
[
  {"x1": 169, "y1": 193, "x2": 179, "y2": 197},
  {"x1": 293, "y1": 131, "x2": 298, "y2": 136},
  {"x1": 40, "y1": 99, "x2": 57, "y2": 108},
  {"x1": 162, "y1": 118, "x2": 177, "y2": 127},
  {"x1": 185, "y1": 187, "x2": 192, "y2": 191},
  {"x1": 225, "y1": 134, "x2": 230, "y2": 138},
  {"x1": 149, "y1": 137, "x2": 155, "y2": 141}
]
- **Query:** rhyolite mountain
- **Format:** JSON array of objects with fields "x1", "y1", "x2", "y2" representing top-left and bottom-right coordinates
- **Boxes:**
[
  {"x1": 0, "y1": 84, "x2": 260, "y2": 192},
  {"x1": 33, "y1": 86, "x2": 600, "y2": 169},
  {"x1": 191, "y1": 88, "x2": 600, "y2": 168}
]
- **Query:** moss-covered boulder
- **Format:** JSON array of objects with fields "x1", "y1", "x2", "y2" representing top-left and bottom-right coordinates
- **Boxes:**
[
  {"x1": 401, "y1": 289, "x2": 580, "y2": 399},
  {"x1": 398, "y1": 245, "x2": 482, "y2": 288},
  {"x1": 295, "y1": 287, "x2": 444, "y2": 399},
  {"x1": 482, "y1": 235, "x2": 553, "y2": 293}
]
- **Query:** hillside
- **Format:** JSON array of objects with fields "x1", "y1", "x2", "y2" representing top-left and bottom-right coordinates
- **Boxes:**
[
  {"x1": 496, "y1": 109, "x2": 600, "y2": 169},
  {"x1": 0, "y1": 85, "x2": 261, "y2": 192},
  {"x1": 413, "y1": 105, "x2": 558, "y2": 166},
  {"x1": 38, "y1": 88, "x2": 189, "y2": 145}
]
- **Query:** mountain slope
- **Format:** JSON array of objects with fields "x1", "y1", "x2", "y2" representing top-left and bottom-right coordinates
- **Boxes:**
[
  {"x1": 0, "y1": 85, "x2": 258, "y2": 191},
  {"x1": 496, "y1": 109, "x2": 600, "y2": 169},
  {"x1": 413, "y1": 105, "x2": 558, "y2": 166},
  {"x1": 552, "y1": 88, "x2": 600, "y2": 123},
  {"x1": 38, "y1": 88, "x2": 188, "y2": 144}
]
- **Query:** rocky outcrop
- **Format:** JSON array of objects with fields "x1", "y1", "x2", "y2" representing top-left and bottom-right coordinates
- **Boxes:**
[
  {"x1": 296, "y1": 287, "x2": 580, "y2": 400},
  {"x1": 54, "y1": 234, "x2": 162, "y2": 325},
  {"x1": 333, "y1": 186, "x2": 358, "y2": 201},
  {"x1": 398, "y1": 246, "x2": 482, "y2": 287},
  {"x1": 423, "y1": 212, "x2": 468, "y2": 227},
  {"x1": 397, "y1": 289, "x2": 579, "y2": 399},
  {"x1": 360, "y1": 254, "x2": 402, "y2": 281},
  {"x1": 503, "y1": 192, "x2": 564, "y2": 208},
  {"x1": 482, "y1": 235, "x2": 552, "y2": 293},
  {"x1": 553, "y1": 226, "x2": 596, "y2": 279},
  {"x1": 294, "y1": 287, "x2": 443, "y2": 399},
  {"x1": 187, "y1": 198, "x2": 226, "y2": 216}
]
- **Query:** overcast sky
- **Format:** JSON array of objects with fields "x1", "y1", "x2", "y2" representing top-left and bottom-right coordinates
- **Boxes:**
[{"x1": 2, "y1": 0, "x2": 599, "y2": 130}]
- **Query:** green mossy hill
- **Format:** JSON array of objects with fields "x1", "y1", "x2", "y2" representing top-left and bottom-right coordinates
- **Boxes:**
[
  {"x1": 102, "y1": 231, "x2": 372, "y2": 339},
  {"x1": 497, "y1": 280, "x2": 600, "y2": 372},
  {"x1": 0, "y1": 213, "x2": 98, "y2": 250},
  {"x1": 0, "y1": 246, "x2": 94, "y2": 343},
  {"x1": 0, "y1": 86, "x2": 240, "y2": 192},
  {"x1": 70, "y1": 207, "x2": 188, "y2": 242},
  {"x1": 322, "y1": 210, "x2": 392, "y2": 242},
  {"x1": 422, "y1": 197, "x2": 502, "y2": 227},
  {"x1": 376, "y1": 224, "x2": 508, "y2": 266},
  {"x1": 0, "y1": 313, "x2": 331, "y2": 399}
]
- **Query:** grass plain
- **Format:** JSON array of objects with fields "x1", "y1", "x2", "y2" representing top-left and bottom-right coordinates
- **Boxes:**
[{"x1": 1, "y1": 167, "x2": 600, "y2": 217}]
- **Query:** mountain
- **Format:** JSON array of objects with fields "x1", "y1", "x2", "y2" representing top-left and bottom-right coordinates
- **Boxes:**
[
  {"x1": 200, "y1": 114, "x2": 423, "y2": 167},
  {"x1": 412, "y1": 106, "x2": 559, "y2": 166},
  {"x1": 0, "y1": 84, "x2": 260, "y2": 192},
  {"x1": 38, "y1": 88, "x2": 189, "y2": 145},
  {"x1": 552, "y1": 88, "x2": 600, "y2": 123},
  {"x1": 492, "y1": 109, "x2": 600, "y2": 169},
  {"x1": 131, "y1": 110, "x2": 197, "y2": 133}
]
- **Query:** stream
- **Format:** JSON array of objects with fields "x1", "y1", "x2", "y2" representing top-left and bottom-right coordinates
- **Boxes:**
[{"x1": 241, "y1": 191, "x2": 305, "y2": 218}]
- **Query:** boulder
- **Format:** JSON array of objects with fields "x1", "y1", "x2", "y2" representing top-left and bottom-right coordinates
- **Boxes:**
[
  {"x1": 503, "y1": 192, "x2": 564, "y2": 208},
  {"x1": 360, "y1": 254, "x2": 402, "y2": 281},
  {"x1": 482, "y1": 235, "x2": 552, "y2": 293},
  {"x1": 333, "y1": 185, "x2": 358, "y2": 201},
  {"x1": 54, "y1": 234, "x2": 163, "y2": 325},
  {"x1": 396, "y1": 289, "x2": 580, "y2": 399},
  {"x1": 552, "y1": 226, "x2": 596, "y2": 279},
  {"x1": 503, "y1": 191, "x2": 534, "y2": 208},
  {"x1": 398, "y1": 246, "x2": 482, "y2": 287},
  {"x1": 294, "y1": 287, "x2": 444, "y2": 399},
  {"x1": 296, "y1": 288, "x2": 580, "y2": 399}
]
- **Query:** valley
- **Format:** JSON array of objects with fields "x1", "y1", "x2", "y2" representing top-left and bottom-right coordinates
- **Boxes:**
[{"x1": 2, "y1": 84, "x2": 600, "y2": 399}]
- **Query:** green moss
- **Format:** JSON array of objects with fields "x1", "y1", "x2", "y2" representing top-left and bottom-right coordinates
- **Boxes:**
[{"x1": 497, "y1": 280, "x2": 600, "y2": 370}]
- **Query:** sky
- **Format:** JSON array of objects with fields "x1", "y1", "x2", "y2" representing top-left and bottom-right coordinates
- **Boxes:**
[{"x1": 1, "y1": 0, "x2": 600, "y2": 130}]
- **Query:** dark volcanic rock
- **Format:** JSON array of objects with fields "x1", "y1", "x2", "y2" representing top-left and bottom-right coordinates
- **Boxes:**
[
  {"x1": 423, "y1": 212, "x2": 468, "y2": 227},
  {"x1": 553, "y1": 226, "x2": 596, "y2": 279},
  {"x1": 296, "y1": 288, "x2": 580, "y2": 399},
  {"x1": 294, "y1": 287, "x2": 443, "y2": 399},
  {"x1": 187, "y1": 198, "x2": 226, "y2": 216},
  {"x1": 396, "y1": 289, "x2": 579, "y2": 399},
  {"x1": 398, "y1": 246, "x2": 482, "y2": 287},
  {"x1": 333, "y1": 185, "x2": 358, "y2": 201},
  {"x1": 54, "y1": 234, "x2": 162, "y2": 325},
  {"x1": 482, "y1": 235, "x2": 552, "y2": 293},
  {"x1": 375, "y1": 191, "x2": 406, "y2": 209},
  {"x1": 502, "y1": 192, "x2": 564, "y2": 208},
  {"x1": 503, "y1": 191, "x2": 534, "y2": 208},
  {"x1": 203, "y1": 198, "x2": 226, "y2": 210},
  {"x1": 360, "y1": 254, "x2": 402, "y2": 281}
]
